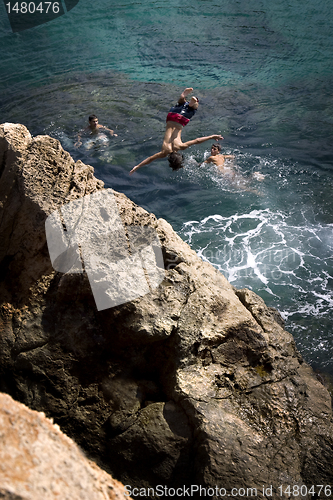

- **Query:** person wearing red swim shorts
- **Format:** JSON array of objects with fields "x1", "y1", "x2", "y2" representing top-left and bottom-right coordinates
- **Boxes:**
[{"x1": 130, "y1": 88, "x2": 223, "y2": 174}]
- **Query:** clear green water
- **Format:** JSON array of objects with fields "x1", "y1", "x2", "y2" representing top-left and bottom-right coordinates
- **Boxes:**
[{"x1": 0, "y1": 0, "x2": 332, "y2": 374}]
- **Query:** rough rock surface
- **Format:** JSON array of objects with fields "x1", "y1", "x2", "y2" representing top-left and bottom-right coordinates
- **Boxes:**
[
  {"x1": 0, "y1": 123, "x2": 332, "y2": 498},
  {"x1": 0, "y1": 392, "x2": 130, "y2": 500}
]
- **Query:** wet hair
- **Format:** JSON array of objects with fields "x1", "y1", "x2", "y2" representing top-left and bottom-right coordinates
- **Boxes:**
[
  {"x1": 168, "y1": 152, "x2": 184, "y2": 171},
  {"x1": 212, "y1": 143, "x2": 221, "y2": 152},
  {"x1": 89, "y1": 114, "x2": 98, "y2": 122}
]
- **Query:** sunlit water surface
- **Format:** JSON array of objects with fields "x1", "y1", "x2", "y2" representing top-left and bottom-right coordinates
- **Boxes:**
[{"x1": 0, "y1": 0, "x2": 332, "y2": 375}]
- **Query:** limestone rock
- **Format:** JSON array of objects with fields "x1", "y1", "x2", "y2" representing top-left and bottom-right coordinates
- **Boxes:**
[
  {"x1": 0, "y1": 123, "x2": 332, "y2": 497},
  {"x1": 0, "y1": 392, "x2": 130, "y2": 500}
]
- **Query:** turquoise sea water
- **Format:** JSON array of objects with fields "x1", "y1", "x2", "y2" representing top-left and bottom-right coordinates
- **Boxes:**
[{"x1": 1, "y1": 0, "x2": 332, "y2": 375}]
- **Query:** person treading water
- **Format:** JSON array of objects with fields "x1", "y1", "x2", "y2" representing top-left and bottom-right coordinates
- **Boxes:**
[
  {"x1": 203, "y1": 143, "x2": 236, "y2": 176},
  {"x1": 75, "y1": 115, "x2": 117, "y2": 148},
  {"x1": 129, "y1": 88, "x2": 223, "y2": 175},
  {"x1": 202, "y1": 143, "x2": 265, "y2": 192}
]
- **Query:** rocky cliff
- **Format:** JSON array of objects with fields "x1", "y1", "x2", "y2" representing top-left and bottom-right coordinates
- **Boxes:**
[
  {"x1": 0, "y1": 123, "x2": 332, "y2": 499},
  {"x1": 0, "y1": 392, "x2": 131, "y2": 499}
]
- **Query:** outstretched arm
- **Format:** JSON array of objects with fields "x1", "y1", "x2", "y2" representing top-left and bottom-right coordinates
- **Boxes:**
[
  {"x1": 100, "y1": 125, "x2": 118, "y2": 137},
  {"x1": 180, "y1": 134, "x2": 224, "y2": 150},
  {"x1": 74, "y1": 136, "x2": 82, "y2": 148},
  {"x1": 203, "y1": 156, "x2": 214, "y2": 164},
  {"x1": 130, "y1": 150, "x2": 168, "y2": 175},
  {"x1": 74, "y1": 126, "x2": 90, "y2": 147}
]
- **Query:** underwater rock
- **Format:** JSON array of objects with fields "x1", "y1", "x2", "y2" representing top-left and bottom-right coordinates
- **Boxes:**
[{"x1": 0, "y1": 123, "x2": 332, "y2": 497}]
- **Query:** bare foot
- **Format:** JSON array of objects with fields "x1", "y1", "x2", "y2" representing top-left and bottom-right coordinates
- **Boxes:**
[{"x1": 180, "y1": 87, "x2": 193, "y2": 99}]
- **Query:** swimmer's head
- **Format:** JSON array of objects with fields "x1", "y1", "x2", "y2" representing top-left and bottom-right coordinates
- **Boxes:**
[
  {"x1": 168, "y1": 152, "x2": 184, "y2": 171},
  {"x1": 211, "y1": 143, "x2": 221, "y2": 154},
  {"x1": 89, "y1": 115, "x2": 99, "y2": 128},
  {"x1": 189, "y1": 96, "x2": 199, "y2": 109}
]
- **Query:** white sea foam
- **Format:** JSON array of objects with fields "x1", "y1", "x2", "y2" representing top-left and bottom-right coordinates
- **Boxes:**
[{"x1": 179, "y1": 208, "x2": 333, "y2": 334}]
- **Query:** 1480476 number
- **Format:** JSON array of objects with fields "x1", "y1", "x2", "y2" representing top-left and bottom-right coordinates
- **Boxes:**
[
  {"x1": 5, "y1": 2, "x2": 60, "y2": 14},
  {"x1": 278, "y1": 485, "x2": 332, "y2": 497}
]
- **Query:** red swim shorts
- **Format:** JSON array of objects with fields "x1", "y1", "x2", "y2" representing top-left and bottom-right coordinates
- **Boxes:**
[{"x1": 166, "y1": 112, "x2": 190, "y2": 127}]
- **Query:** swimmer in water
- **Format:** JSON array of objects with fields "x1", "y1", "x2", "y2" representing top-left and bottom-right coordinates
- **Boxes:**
[
  {"x1": 129, "y1": 87, "x2": 224, "y2": 175},
  {"x1": 204, "y1": 143, "x2": 235, "y2": 175},
  {"x1": 204, "y1": 143, "x2": 265, "y2": 182},
  {"x1": 75, "y1": 114, "x2": 117, "y2": 147}
]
